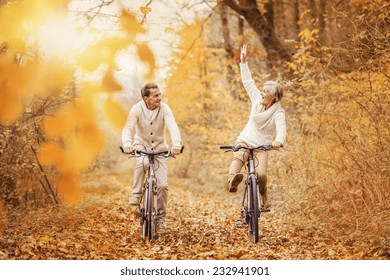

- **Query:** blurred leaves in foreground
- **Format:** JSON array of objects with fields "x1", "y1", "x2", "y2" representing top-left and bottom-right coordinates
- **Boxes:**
[{"x1": 0, "y1": 0, "x2": 154, "y2": 205}]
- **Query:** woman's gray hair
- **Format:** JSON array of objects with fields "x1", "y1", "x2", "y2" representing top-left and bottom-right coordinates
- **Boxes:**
[{"x1": 263, "y1": 81, "x2": 283, "y2": 102}]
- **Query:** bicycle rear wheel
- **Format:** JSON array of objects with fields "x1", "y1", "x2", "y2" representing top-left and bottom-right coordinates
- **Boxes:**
[{"x1": 248, "y1": 175, "x2": 259, "y2": 243}]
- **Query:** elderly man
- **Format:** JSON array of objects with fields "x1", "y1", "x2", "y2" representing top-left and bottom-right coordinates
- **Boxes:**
[{"x1": 122, "y1": 82, "x2": 182, "y2": 230}]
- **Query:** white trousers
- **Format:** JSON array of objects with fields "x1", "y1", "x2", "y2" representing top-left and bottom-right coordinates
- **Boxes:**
[{"x1": 132, "y1": 156, "x2": 168, "y2": 221}]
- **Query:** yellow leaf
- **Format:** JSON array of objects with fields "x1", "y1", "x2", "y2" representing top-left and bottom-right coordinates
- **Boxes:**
[
  {"x1": 0, "y1": 85, "x2": 23, "y2": 125},
  {"x1": 136, "y1": 43, "x2": 156, "y2": 79},
  {"x1": 73, "y1": 91, "x2": 99, "y2": 125},
  {"x1": 103, "y1": 96, "x2": 128, "y2": 130},
  {"x1": 140, "y1": 6, "x2": 152, "y2": 15},
  {"x1": 34, "y1": 57, "x2": 72, "y2": 96},
  {"x1": 63, "y1": 124, "x2": 104, "y2": 172},
  {"x1": 119, "y1": 10, "x2": 145, "y2": 41},
  {"x1": 102, "y1": 69, "x2": 123, "y2": 93},
  {"x1": 76, "y1": 35, "x2": 128, "y2": 71}
]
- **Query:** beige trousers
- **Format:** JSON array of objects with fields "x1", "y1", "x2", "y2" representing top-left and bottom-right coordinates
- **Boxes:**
[
  {"x1": 132, "y1": 156, "x2": 168, "y2": 222},
  {"x1": 228, "y1": 140, "x2": 269, "y2": 194}
]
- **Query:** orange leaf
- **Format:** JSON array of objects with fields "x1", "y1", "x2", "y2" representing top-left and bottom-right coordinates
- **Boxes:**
[
  {"x1": 37, "y1": 142, "x2": 65, "y2": 167},
  {"x1": 103, "y1": 96, "x2": 128, "y2": 130},
  {"x1": 119, "y1": 10, "x2": 145, "y2": 41},
  {"x1": 41, "y1": 108, "x2": 77, "y2": 138},
  {"x1": 140, "y1": 6, "x2": 152, "y2": 15},
  {"x1": 64, "y1": 124, "x2": 104, "y2": 172},
  {"x1": 136, "y1": 43, "x2": 156, "y2": 80},
  {"x1": 102, "y1": 69, "x2": 123, "y2": 93},
  {"x1": 56, "y1": 172, "x2": 82, "y2": 204}
]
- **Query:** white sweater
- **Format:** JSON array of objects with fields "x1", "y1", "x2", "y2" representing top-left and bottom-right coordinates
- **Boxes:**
[
  {"x1": 121, "y1": 101, "x2": 182, "y2": 152},
  {"x1": 237, "y1": 63, "x2": 286, "y2": 146}
]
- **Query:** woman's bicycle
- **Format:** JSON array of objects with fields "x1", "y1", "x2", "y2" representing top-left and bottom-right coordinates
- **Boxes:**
[
  {"x1": 120, "y1": 146, "x2": 182, "y2": 242},
  {"x1": 220, "y1": 144, "x2": 279, "y2": 243}
]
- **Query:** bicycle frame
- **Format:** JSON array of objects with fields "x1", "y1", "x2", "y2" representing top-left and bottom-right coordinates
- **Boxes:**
[
  {"x1": 140, "y1": 153, "x2": 159, "y2": 241},
  {"x1": 120, "y1": 146, "x2": 183, "y2": 242},
  {"x1": 135, "y1": 150, "x2": 171, "y2": 242},
  {"x1": 220, "y1": 144, "x2": 278, "y2": 243},
  {"x1": 242, "y1": 148, "x2": 262, "y2": 243}
]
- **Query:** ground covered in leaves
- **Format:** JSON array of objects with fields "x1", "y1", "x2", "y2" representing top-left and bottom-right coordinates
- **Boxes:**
[{"x1": 0, "y1": 168, "x2": 388, "y2": 260}]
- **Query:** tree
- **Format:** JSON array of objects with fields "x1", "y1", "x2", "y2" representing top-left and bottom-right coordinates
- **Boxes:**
[{"x1": 222, "y1": 0, "x2": 290, "y2": 66}]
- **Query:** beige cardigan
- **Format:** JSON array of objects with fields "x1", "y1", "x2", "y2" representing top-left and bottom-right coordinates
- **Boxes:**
[{"x1": 121, "y1": 100, "x2": 182, "y2": 152}]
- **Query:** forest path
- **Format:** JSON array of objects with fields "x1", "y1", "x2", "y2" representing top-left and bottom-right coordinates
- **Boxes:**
[{"x1": 1, "y1": 168, "x2": 366, "y2": 260}]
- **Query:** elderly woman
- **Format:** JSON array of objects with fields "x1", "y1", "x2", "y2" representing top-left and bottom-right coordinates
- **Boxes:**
[{"x1": 227, "y1": 44, "x2": 286, "y2": 210}]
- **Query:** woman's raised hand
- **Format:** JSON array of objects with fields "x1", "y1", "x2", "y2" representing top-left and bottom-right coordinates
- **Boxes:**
[{"x1": 240, "y1": 43, "x2": 247, "y2": 63}]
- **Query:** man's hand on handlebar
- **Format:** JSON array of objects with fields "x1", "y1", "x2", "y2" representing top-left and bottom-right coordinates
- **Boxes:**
[
  {"x1": 271, "y1": 141, "x2": 282, "y2": 149},
  {"x1": 171, "y1": 147, "x2": 181, "y2": 156},
  {"x1": 123, "y1": 147, "x2": 134, "y2": 154}
]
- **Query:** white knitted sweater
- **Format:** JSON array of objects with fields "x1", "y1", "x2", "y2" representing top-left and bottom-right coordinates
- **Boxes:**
[
  {"x1": 121, "y1": 101, "x2": 182, "y2": 152},
  {"x1": 237, "y1": 63, "x2": 287, "y2": 146}
]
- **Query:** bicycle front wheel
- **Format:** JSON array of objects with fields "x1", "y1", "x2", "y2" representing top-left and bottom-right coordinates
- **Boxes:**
[
  {"x1": 141, "y1": 184, "x2": 149, "y2": 239},
  {"x1": 248, "y1": 175, "x2": 259, "y2": 243},
  {"x1": 147, "y1": 180, "x2": 156, "y2": 242}
]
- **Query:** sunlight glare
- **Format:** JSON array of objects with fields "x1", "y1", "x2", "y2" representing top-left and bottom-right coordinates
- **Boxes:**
[{"x1": 37, "y1": 18, "x2": 91, "y2": 58}]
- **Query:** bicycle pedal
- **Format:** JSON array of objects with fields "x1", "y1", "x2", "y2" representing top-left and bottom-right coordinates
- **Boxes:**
[{"x1": 260, "y1": 208, "x2": 271, "y2": 213}]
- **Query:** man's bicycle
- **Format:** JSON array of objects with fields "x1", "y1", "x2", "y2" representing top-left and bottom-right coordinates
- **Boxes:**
[
  {"x1": 220, "y1": 144, "x2": 279, "y2": 243},
  {"x1": 120, "y1": 147, "x2": 182, "y2": 242}
]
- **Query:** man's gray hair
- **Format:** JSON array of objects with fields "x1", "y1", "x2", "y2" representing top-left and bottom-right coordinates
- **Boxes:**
[{"x1": 141, "y1": 82, "x2": 158, "y2": 98}]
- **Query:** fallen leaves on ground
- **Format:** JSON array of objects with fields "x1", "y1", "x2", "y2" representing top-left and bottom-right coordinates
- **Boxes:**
[{"x1": 0, "y1": 169, "x2": 388, "y2": 260}]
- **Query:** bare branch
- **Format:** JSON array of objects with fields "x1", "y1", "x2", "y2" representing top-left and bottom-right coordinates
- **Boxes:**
[
  {"x1": 179, "y1": 5, "x2": 219, "y2": 61},
  {"x1": 141, "y1": 0, "x2": 154, "y2": 25}
]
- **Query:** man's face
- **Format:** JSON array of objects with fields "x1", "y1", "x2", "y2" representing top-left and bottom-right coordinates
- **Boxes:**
[{"x1": 144, "y1": 88, "x2": 162, "y2": 110}]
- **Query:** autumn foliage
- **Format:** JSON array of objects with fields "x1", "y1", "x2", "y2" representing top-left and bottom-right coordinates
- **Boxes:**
[
  {"x1": 0, "y1": 0, "x2": 155, "y2": 206},
  {"x1": 0, "y1": 0, "x2": 388, "y2": 260},
  {"x1": 164, "y1": 0, "x2": 389, "y2": 257}
]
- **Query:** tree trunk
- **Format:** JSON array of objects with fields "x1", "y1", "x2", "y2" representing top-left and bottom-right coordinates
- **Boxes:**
[
  {"x1": 220, "y1": 3, "x2": 234, "y2": 59},
  {"x1": 222, "y1": 0, "x2": 290, "y2": 67},
  {"x1": 238, "y1": 15, "x2": 244, "y2": 39},
  {"x1": 317, "y1": 0, "x2": 327, "y2": 42},
  {"x1": 219, "y1": 3, "x2": 238, "y2": 98}
]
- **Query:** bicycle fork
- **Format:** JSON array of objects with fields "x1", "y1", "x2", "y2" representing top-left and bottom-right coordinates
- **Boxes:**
[{"x1": 139, "y1": 176, "x2": 157, "y2": 225}]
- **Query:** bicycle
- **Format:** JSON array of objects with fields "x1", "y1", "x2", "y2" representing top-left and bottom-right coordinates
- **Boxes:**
[
  {"x1": 220, "y1": 144, "x2": 280, "y2": 243},
  {"x1": 120, "y1": 146, "x2": 183, "y2": 242}
]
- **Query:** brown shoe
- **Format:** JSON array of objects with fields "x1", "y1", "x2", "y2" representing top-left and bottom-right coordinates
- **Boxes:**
[
  {"x1": 228, "y1": 173, "x2": 244, "y2": 192},
  {"x1": 261, "y1": 192, "x2": 271, "y2": 210},
  {"x1": 157, "y1": 220, "x2": 167, "y2": 233},
  {"x1": 129, "y1": 197, "x2": 140, "y2": 206}
]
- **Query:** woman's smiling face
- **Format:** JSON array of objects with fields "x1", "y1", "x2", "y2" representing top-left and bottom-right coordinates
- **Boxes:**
[{"x1": 260, "y1": 87, "x2": 274, "y2": 106}]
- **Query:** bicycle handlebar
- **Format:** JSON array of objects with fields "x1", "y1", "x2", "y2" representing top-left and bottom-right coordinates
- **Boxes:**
[
  {"x1": 220, "y1": 144, "x2": 282, "y2": 151},
  {"x1": 135, "y1": 150, "x2": 171, "y2": 157},
  {"x1": 119, "y1": 146, "x2": 184, "y2": 157}
]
